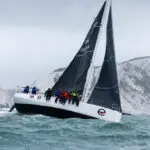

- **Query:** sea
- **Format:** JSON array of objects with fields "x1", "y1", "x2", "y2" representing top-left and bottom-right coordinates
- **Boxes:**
[{"x1": 0, "y1": 109, "x2": 150, "y2": 150}]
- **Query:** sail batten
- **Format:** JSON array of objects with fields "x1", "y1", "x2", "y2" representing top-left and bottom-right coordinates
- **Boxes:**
[
  {"x1": 52, "y1": 2, "x2": 106, "y2": 93},
  {"x1": 88, "y1": 5, "x2": 122, "y2": 112}
]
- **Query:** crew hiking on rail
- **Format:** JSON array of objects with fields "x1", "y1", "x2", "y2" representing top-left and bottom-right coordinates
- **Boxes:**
[
  {"x1": 54, "y1": 90, "x2": 80, "y2": 106},
  {"x1": 44, "y1": 88, "x2": 52, "y2": 101}
]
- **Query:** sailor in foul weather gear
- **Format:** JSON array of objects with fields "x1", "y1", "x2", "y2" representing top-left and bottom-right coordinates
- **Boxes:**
[
  {"x1": 23, "y1": 85, "x2": 29, "y2": 94},
  {"x1": 60, "y1": 90, "x2": 67, "y2": 105},
  {"x1": 31, "y1": 86, "x2": 38, "y2": 94},
  {"x1": 66, "y1": 91, "x2": 71, "y2": 104},
  {"x1": 62, "y1": 91, "x2": 70, "y2": 105},
  {"x1": 44, "y1": 88, "x2": 52, "y2": 101},
  {"x1": 72, "y1": 92, "x2": 79, "y2": 106},
  {"x1": 54, "y1": 90, "x2": 61, "y2": 103}
]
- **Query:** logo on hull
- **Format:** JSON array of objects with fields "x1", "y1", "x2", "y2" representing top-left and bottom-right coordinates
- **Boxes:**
[
  {"x1": 30, "y1": 95, "x2": 34, "y2": 98},
  {"x1": 98, "y1": 109, "x2": 106, "y2": 116},
  {"x1": 37, "y1": 95, "x2": 41, "y2": 100}
]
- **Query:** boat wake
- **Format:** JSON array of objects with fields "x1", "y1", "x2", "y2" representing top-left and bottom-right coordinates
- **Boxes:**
[{"x1": 0, "y1": 108, "x2": 17, "y2": 117}]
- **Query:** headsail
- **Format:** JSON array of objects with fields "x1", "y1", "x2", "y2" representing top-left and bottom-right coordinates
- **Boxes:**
[
  {"x1": 52, "y1": 2, "x2": 106, "y2": 93},
  {"x1": 88, "y1": 6, "x2": 122, "y2": 112}
]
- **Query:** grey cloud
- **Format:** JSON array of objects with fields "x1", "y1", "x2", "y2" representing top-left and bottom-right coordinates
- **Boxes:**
[{"x1": 0, "y1": 0, "x2": 150, "y2": 88}]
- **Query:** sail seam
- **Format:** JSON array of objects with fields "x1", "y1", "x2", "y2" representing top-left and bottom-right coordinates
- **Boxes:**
[
  {"x1": 95, "y1": 84, "x2": 118, "y2": 90},
  {"x1": 104, "y1": 55, "x2": 115, "y2": 62},
  {"x1": 76, "y1": 51, "x2": 93, "y2": 57}
]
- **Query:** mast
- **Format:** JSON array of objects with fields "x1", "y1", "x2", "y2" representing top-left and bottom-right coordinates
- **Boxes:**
[
  {"x1": 88, "y1": 3, "x2": 122, "y2": 112},
  {"x1": 82, "y1": 0, "x2": 108, "y2": 102},
  {"x1": 52, "y1": 1, "x2": 106, "y2": 94}
]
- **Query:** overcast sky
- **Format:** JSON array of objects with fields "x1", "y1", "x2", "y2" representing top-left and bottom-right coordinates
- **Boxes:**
[{"x1": 0, "y1": 0, "x2": 150, "y2": 88}]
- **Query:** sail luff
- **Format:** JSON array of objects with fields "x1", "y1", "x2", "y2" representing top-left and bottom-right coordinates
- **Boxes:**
[
  {"x1": 87, "y1": 4, "x2": 122, "y2": 112},
  {"x1": 52, "y1": 2, "x2": 106, "y2": 94},
  {"x1": 82, "y1": 0, "x2": 108, "y2": 102},
  {"x1": 109, "y1": 3, "x2": 122, "y2": 111}
]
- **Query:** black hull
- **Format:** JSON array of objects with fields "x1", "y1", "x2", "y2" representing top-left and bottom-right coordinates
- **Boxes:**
[{"x1": 15, "y1": 104, "x2": 95, "y2": 119}]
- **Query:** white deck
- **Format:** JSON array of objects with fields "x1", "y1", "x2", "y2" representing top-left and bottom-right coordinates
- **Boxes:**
[{"x1": 14, "y1": 93, "x2": 122, "y2": 123}]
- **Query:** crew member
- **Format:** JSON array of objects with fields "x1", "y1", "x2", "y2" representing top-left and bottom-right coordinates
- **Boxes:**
[
  {"x1": 72, "y1": 92, "x2": 80, "y2": 106},
  {"x1": 66, "y1": 91, "x2": 71, "y2": 104},
  {"x1": 44, "y1": 88, "x2": 52, "y2": 101},
  {"x1": 60, "y1": 90, "x2": 67, "y2": 104},
  {"x1": 24, "y1": 85, "x2": 29, "y2": 94},
  {"x1": 31, "y1": 86, "x2": 37, "y2": 94},
  {"x1": 54, "y1": 90, "x2": 61, "y2": 103},
  {"x1": 62, "y1": 91, "x2": 68, "y2": 105}
]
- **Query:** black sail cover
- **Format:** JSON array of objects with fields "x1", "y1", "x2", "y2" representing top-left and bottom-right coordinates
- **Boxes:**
[
  {"x1": 52, "y1": 2, "x2": 106, "y2": 93},
  {"x1": 88, "y1": 7, "x2": 122, "y2": 112}
]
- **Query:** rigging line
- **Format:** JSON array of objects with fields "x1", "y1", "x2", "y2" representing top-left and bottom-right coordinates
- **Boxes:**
[{"x1": 85, "y1": 55, "x2": 94, "y2": 62}]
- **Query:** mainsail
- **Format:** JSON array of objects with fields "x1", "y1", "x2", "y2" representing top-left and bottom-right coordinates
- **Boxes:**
[
  {"x1": 52, "y1": 2, "x2": 106, "y2": 93},
  {"x1": 88, "y1": 6, "x2": 122, "y2": 112}
]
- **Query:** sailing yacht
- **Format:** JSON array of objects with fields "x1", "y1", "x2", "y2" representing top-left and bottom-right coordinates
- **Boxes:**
[{"x1": 14, "y1": 0, "x2": 122, "y2": 123}]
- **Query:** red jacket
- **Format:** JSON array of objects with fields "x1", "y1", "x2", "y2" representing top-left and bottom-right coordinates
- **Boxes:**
[
  {"x1": 60, "y1": 91, "x2": 67, "y2": 97},
  {"x1": 60, "y1": 91, "x2": 71, "y2": 99},
  {"x1": 66, "y1": 92, "x2": 71, "y2": 100}
]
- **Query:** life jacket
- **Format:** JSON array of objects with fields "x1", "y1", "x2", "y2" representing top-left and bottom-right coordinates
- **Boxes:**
[
  {"x1": 72, "y1": 93, "x2": 77, "y2": 97},
  {"x1": 46, "y1": 89, "x2": 52, "y2": 96},
  {"x1": 60, "y1": 91, "x2": 68, "y2": 98},
  {"x1": 32, "y1": 87, "x2": 37, "y2": 94},
  {"x1": 66, "y1": 92, "x2": 71, "y2": 100},
  {"x1": 54, "y1": 90, "x2": 60, "y2": 96},
  {"x1": 60, "y1": 91, "x2": 65, "y2": 97},
  {"x1": 64, "y1": 92, "x2": 68, "y2": 97},
  {"x1": 24, "y1": 87, "x2": 29, "y2": 93}
]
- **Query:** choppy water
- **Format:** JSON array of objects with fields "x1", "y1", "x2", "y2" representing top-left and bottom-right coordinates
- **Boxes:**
[{"x1": 0, "y1": 109, "x2": 150, "y2": 150}]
